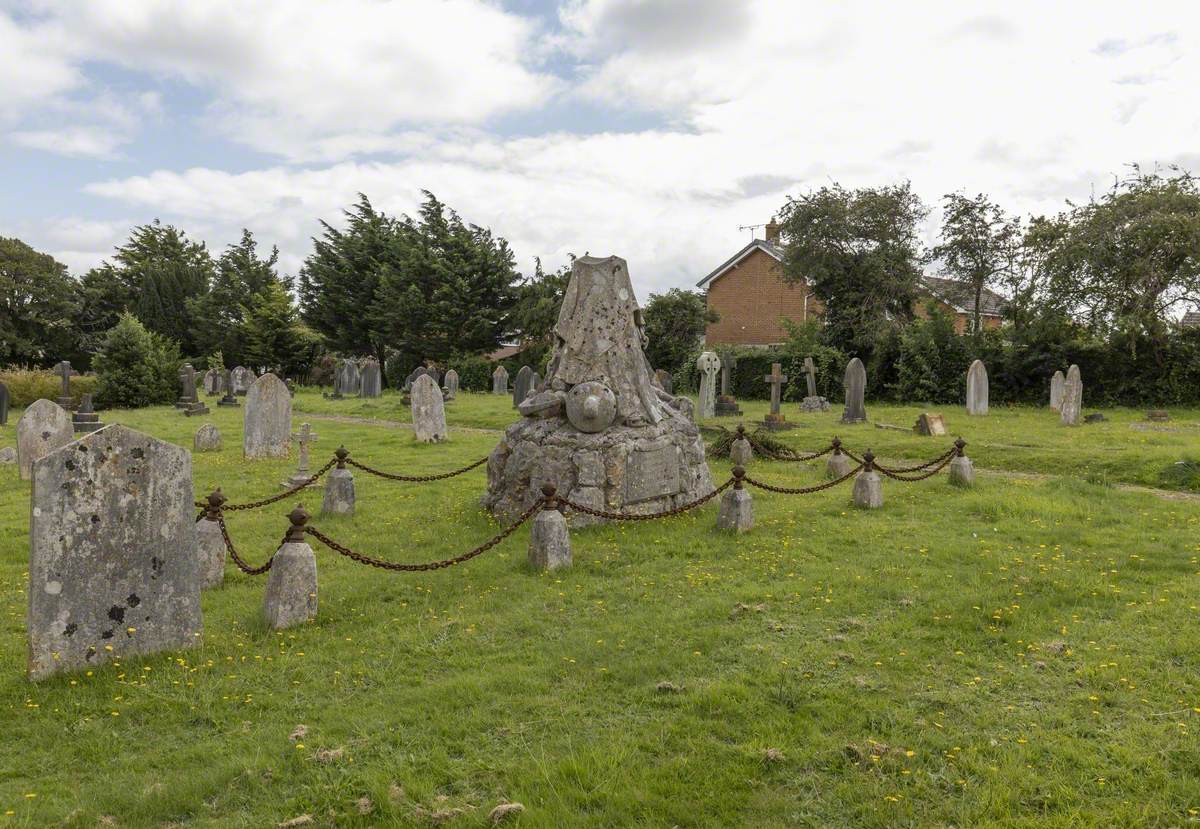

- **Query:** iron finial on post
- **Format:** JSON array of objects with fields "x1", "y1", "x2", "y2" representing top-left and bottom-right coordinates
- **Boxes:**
[
  {"x1": 736, "y1": 423, "x2": 745, "y2": 437},
  {"x1": 732, "y1": 466, "x2": 746, "y2": 489},
  {"x1": 286, "y1": 504, "x2": 310, "y2": 542},
  {"x1": 334, "y1": 445, "x2": 349, "y2": 469},
  {"x1": 540, "y1": 482, "x2": 561, "y2": 512},
  {"x1": 831, "y1": 436, "x2": 842, "y2": 455},
  {"x1": 204, "y1": 488, "x2": 227, "y2": 520},
  {"x1": 954, "y1": 437, "x2": 967, "y2": 457},
  {"x1": 862, "y1": 449, "x2": 875, "y2": 470}
]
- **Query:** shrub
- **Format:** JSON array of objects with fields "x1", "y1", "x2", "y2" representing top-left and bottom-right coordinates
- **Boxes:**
[
  {"x1": 452, "y1": 354, "x2": 496, "y2": 392},
  {"x1": 0, "y1": 366, "x2": 98, "y2": 407},
  {"x1": 92, "y1": 313, "x2": 180, "y2": 409}
]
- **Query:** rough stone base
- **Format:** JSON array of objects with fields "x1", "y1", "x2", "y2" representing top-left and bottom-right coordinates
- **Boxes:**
[
  {"x1": 826, "y1": 453, "x2": 853, "y2": 479},
  {"x1": 321, "y1": 468, "x2": 355, "y2": 516},
  {"x1": 196, "y1": 519, "x2": 226, "y2": 589},
  {"x1": 800, "y1": 396, "x2": 830, "y2": 412},
  {"x1": 263, "y1": 542, "x2": 317, "y2": 629},
  {"x1": 483, "y1": 411, "x2": 713, "y2": 527},
  {"x1": 852, "y1": 470, "x2": 883, "y2": 508},
  {"x1": 948, "y1": 456, "x2": 975, "y2": 488},
  {"x1": 716, "y1": 488, "x2": 753, "y2": 532},
  {"x1": 528, "y1": 509, "x2": 572, "y2": 570}
]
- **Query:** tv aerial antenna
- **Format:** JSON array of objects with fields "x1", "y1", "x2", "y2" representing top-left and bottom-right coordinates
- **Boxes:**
[{"x1": 737, "y1": 223, "x2": 765, "y2": 240}]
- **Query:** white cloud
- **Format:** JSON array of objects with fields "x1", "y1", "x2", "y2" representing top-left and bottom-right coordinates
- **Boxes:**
[{"x1": 10, "y1": 126, "x2": 128, "y2": 158}]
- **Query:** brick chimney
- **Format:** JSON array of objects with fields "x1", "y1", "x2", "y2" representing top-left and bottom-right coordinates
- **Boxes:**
[{"x1": 764, "y1": 217, "x2": 780, "y2": 243}]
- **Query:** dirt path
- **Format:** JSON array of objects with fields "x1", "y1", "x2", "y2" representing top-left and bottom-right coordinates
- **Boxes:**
[{"x1": 301, "y1": 413, "x2": 503, "y2": 436}]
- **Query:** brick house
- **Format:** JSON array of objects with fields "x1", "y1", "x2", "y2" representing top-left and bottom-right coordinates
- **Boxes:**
[{"x1": 697, "y1": 220, "x2": 1006, "y2": 345}]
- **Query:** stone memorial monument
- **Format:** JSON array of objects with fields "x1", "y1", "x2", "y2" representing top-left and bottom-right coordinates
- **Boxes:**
[
  {"x1": 696, "y1": 351, "x2": 720, "y2": 419},
  {"x1": 72, "y1": 393, "x2": 103, "y2": 433},
  {"x1": 231, "y1": 366, "x2": 254, "y2": 396},
  {"x1": 244, "y1": 373, "x2": 292, "y2": 458},
  {"x1": 360, "y1": 358, "x2": 382, "y2": 398},
  {"x1": 715, "y1": 353, "x2": 742, "y2": 416},
  {"x1": 28, "y1": 424, "x2": 201, "y2": 679},
  {"x1": 483, "y1": 255, "x2": 713, "y2": 525},
  {"x1": 218, "y1": 369, "x2": 240, "y2": 407},
  {"x1": 840, "y1": 357, "x2": 868, "y2": 424},
  {"x1": 411, "y1": 374, "x2": 447, "y2": 442},
  {"x1": 282, "y1": 423, "x2": 319, "y2": 488},
  {"x1": 1060, "y1": 364, "x2": 1083, "y2": 426},
  {"x1": 966, "y1": 359, "x2": 988, "y2": 416},
  {"x1": 763, "y1": 362, "x2": 789, "y2": 429},
  {"x1": 492, "y1": 365, "x2": 509, "y2": 395},
  {"x1": 55, "y1": 360, "x2": 75, "y2": 410},
  {"x1": 17, "y1": 399, "x2": 74, "y2": 481},
  {"x1": 799, "y1": 357, "x2": 830, "y2": 412},
  {"x1": 203, "y1": 368, "x2": 222, "y2": 396},
  {"x1": 1049, "y1": 370, "x2": 1065, "y2": 411}
]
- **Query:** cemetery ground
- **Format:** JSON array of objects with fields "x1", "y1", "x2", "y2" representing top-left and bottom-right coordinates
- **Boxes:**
[{"x1": 0, "y1": 393, "x2": 1198, "y2": 827}]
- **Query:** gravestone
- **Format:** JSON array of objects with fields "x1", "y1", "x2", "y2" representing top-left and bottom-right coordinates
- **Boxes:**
[
  {"x1": 411, "y1": 374, "x2": 447, "y2": 442},
  {"x1": 1060, "y1": 364, "x2": 1083, "y2": 426},
  {"x1": 966, "y1": 360, "x2": 989, "y2": 416},
  {"x1": 17, "y1": 399, "x2": 74, "y2": 481},
  {"x1": 28, "y1": 424, "x2": 201, "y2": 680},
  {"x1": 513, "y1": 365, "x2": 535, "y2": 407},
  {"x1": 194, "y1": 423, "x2": 222, "y2": 452},
  {"x1": 203, "y1": 368, "x2": 222, "y2": 396},
  {"x1": 715, "y1": 353, "x2": 742, "y2": 416},
  {"x1": 654, "y1": 369, "x2": 673, "y2": 395},
  {"x1": 800, "y1": 356, "x2": 830, "y2": 412},
  {"x1": 763, "y1": 363, "x2": 789, "y2": 428},
  {"x1": 55, "y1": 360, "x2": 75, "y2": 409},
  {"x1": 0, "y1": 380, "x2": 8, "y2": 425},
  {"x1": 180, "y1": 364, "x2": 210, "y2": 416},
  {"x1": 340, "y1": 359, "x2": 362, "y2": 396},
  {"x1": 443, "y1": 368, "x2": 460, "y2": 400},
  {"x1": 72, "y1": 394, "x2": 103, "y2": 433},
  {"x1": 840, "y1": 358, "x2": 868, "y2": 424},
  {"x1": 243, "y1": 373, "x2": 292, "y2": 458},
  {"x1": 696, "y1": 351, "x2": 721, "y2": 419},
  {"x1": 282, "y1": 423, "x2": 319, "y2": 488},
  {"x1": 359, "y1": 358, "x2": 382, "y2": 398},
  {"x1": 914, "y1": 413, "x2": 947, "y2": 436},
  {"x1": 492, "y1": 365, "x2": 509, "y2": 395},
  {"x1": 231, "y1": 366, "x2": 254, "y2": 396},
  {"x1": 218, "y1": 369, "x2": 240, "y2": 407},
  {"x1": 1049, "y1": 370, "x2": 1065, "y2": 411}
]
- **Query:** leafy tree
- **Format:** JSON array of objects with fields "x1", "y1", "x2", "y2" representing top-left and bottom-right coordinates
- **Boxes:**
[
  {"x1": 75, "y1": 264, "x2": 134, "y2": 357},
  {"x1": 777, "y1": 182, "x2": 927, "y2": 363},
  {"x1": 189, "y1": 229, "x2": 282, "y2": 364},
  {"x1": 0, "y1": 237, "x2": 79, "y2": 365},
  {"x1": 240, "y1": 280, "x2": 315, "y2": 376},
  {"x1": 930, "y1": 192, "x2": 1020, "y2": 334},
  {"x1": 509, "y1": 257, "x2": 572, "y2": 347},
  {"x1": 107, "y1": 221, "x2": 214, "y2": 356},
  {"x1": 642, "y1": 288, "x2": 717, "y2": 374},
  {"x1": 92, "y1": 312, "x2": 180, "y2": 408},
  {"x1": 1035, "y1": 167, "x2": 1200, "y2": 362}
]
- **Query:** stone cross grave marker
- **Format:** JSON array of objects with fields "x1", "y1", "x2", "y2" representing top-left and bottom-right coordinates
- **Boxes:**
[
  {"x1": 28, "y1": 424, "x2": 201, "y2": 680},
  {"x1": 283, "y1": 422, "x2": 318, "y2": 487},
  {"x1": 244, "y1": 373, "x2": 292, "y2": 458},
  {"x1": 841, "y1": 357, "x2": 868, "y2": 423},
  {"x1": 720, "y1": 354, "x2": 733, "y2": 396},
  {"x1": 966, "y1": 359, "x2": 989, "y2": 416},
  {"x1": 55, "y1": 360, "x2": 74, "y2": 409},
  {"x1": 696, "y1": 351, "x2": 720, "y2": 419},
  {"x1": 764, "y1": 362, "x2": 788, "y2": 417}
]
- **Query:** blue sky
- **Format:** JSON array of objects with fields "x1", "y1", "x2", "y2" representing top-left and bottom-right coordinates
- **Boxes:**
[{"x1": 3, "y1": 0, "x2": 1199, "y2": 298}]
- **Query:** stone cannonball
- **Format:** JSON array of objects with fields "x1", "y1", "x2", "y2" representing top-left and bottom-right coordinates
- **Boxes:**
[{"x1": 565, "y1": 381, "x2": 617, "y2": 433}]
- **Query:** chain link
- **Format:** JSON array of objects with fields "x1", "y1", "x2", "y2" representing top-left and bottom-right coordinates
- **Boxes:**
[
  {"x1": 302, "y1": 498, "x2": 544, "y2": 571},
  {"x1": 216, "y1": 512, "x2": 278, "y2": 575},
  {"x1": 195, "y1": 457, "x2": 337, "y2": 512},
  {"x1": 761, "y1": 444, "x2": 834, "y2": 463},
  {"x1": 560, "y1": 478, "x2": 734, "y2": 521},
  {"x1": 345, "y1": 454, "x2": 488, "y2": 482},
  {"x1": 743, "y1": 462, "x2": 864, "y2": 495},
  {"x1": 875, "y1": 451, "x2": 957, "y2": 482}
]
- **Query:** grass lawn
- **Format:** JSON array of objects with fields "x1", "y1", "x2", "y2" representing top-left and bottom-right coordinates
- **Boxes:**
[{"x1": 0, "y1": 393, "x2": 1198, "y2": 827}]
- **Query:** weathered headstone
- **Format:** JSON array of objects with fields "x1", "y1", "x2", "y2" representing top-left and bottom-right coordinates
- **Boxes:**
[
  {"x1": 194, "y1": 423, "x2": 222, "y2": 452},
  {"x1": 203, "y1": 368, "x2": 222, "y2": 396},
  {"x1": 492, "y1": 365, "x2": 509, "y2": 395},
  {"x1": 1060, "y1": 364, "x2": 1083, "y2": 426},
  {"x1": 177, "y1": 364, "x2": 198, "y2": 408},
  {"x1": 714, "y1": 354, "x2": 742, "y2": 416},
  {"x1": 282, "y1": 423, "x2": 319, "y2": 488},
  {"x1": 696, "y1": 351, "x2": 721, "y2": 419},
  {"x1": 840, "y1": 358, "x2": 868, "y2": 424},
  {"x1": 914, "y1": 412, "x2": 947, "y2": 436},
  {"x1": 243, "y1": 373, "x2": 292, "y2": 458},
  {"x1": 28, "y1": 424, "x2": 201, "y2": 680},
  {"x1": 55, "y1": 360, "x2": 75, "y2": 409},
  {"x1": 17, "y1": 399, "x2": 74, "y2": 481},
  {"x1": 965, "y1": 359, "x2": 988, "y2": 416},
  {"x1": 218, "y1": 369, "x2": 240, "y2": 407},
  {"x1": 340, "y1": 359, "x2": 362, "y2": 396},
  {"x1": 359, "y1": 358, "x2": 382, "y2": 398},
  {"x1": 1049, "y1": 370, "x2": 1065, "y2": 411},
  {"x1": 763, "y1": 362, "x2": 788, "y2": 428},
  {"x1": 800, "y1": 356, "x2": 830, "y2": 412},
  {"x1": 0, "y1": 447, "x2": 15, "y2": 464},
  {"x1": 231, "y1": 366, "x2": 254, "y2": 396},
  {"x1": 411, "y1": 374, "x2": 447, "y2": 442},
  {"x1": 443, "y1": 368, "x2": 460, "y2": 400},
  {"x1": 654, "y1": 369, "x2": 673, "y2": 394},
  {"x1": 513, "y1": 365, "x2": 535, "y2": 407},
  {"x1": 72, "y1": 393, "x2": 103, "y2": 433},
  {"x1": 0, "y1": 380, "x2": 8, "y2": 426}
]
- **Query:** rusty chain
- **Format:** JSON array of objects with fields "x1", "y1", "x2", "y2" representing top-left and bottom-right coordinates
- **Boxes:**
[
  {"x1": 216, "y1": 512, "x2": 281, "y2": 575},
  {"x1": 345, "y1": 454, "x2": 488, "y2": 482},
  {"x1": 742, "y1": 462, "x2": 864, "y2": 495},
  {"x1": 302, "y1": 497, "x2": 545, "y2": 571},
  {"x1": 195, "y1": 457, "x2": 337, "y2": 512},
  {"x1": 841, "y1": 446, "x2": 956, "y2": 474},
  {"x1": 762, "y1": 444, "x2": 834, "y2": 463},
  {"x1": 559, "y1": 478, "x2": 735, "y2": 521},
  {"x1": 874, "y1": 450, "x2": 957, "y2": 482}
]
